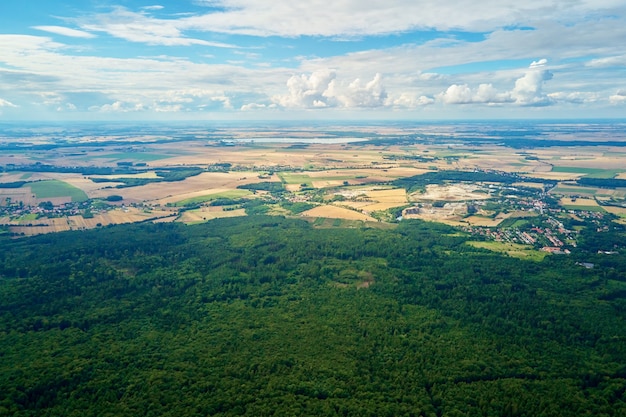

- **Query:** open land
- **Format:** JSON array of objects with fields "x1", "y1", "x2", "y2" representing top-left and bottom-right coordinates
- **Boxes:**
[{"x1": 1, "y1": 122, "x2": 626, "y2": 245}]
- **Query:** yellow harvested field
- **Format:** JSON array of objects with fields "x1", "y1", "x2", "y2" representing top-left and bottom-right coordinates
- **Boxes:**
[
  {"x1": 311, "y1": 180, "x2": 347, "y2": 188},
  {"x1": 512, "y1": 182, "x2": 546, "y2": 189},
  {"x1": 301, "y1": 205, "x2": 377, "y2": 221},
  {"x1": 9, "y1": 218, "x2": 71, "y2": 236},
  {"x1": 603, "y1": 206, "x2": 626, "y2": 217},
  {"x1": 178, "y1": 207, "x2": 246, "y2": 223},
  {"x1": 525, "y1": 172, "x2": 583, "y2": 181},
  {"x1": 335, "y1": 201, "x2": 373, "y2": 210},
  {"x1": 559, "y1": 197, "x2": 600, "y2": 207},
  {"x1": 0, "y1": 189, "x2": 38, "y2": 206},
  {"x1": 462, "y1": 216, "x2": 503, "y2": 227},
  {"x1": 89, "y1": 171, "x2": 261, "y2": 203},
  {"x1": 361, "y1": 202, "x2": 407, "y2": 212},
  {"x1": 285, "y1": 184, "x2": 301, "y2": 192},
  {"x1": 364, "y1": 188, "x2": 407, "y2": 203},
  {"x1": 6, "y1": 207, "x2": 176, "y2": 236}
]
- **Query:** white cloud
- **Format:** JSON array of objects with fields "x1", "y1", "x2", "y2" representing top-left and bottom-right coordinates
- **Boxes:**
[
  {"x1": 77, "y1": 7, "x2": 237, "y2": 47},
  {"x1": 548, "y1": 91, "x2": 599, "y2": 104},
  {"x1": 437, "y1": 83, "x2": 513, "y2": 105},
  {"x1": 437, "y1": 60, "x2": 554, "y2": 106},
  {"x1": 241, "y1": 103, "x2": 268, "y2": 111},
  {"x1": 272, "y1": 71, "x2": 392, "y2": 109},
  {"x1": 273, "y1": 70, "x2": 338, "y2": 108},
  {"x1": 0, "y1": 98, "x2": 18, "y2": 107},
  {"x1": 390, "y1": 93, "x2": 435, "y2": 108},
  {"x1": 33, "y1": 26, "x2": 96, "y2": 39},
  {"x1": 510, "y1": 60, "x2": 553, "y2": 106},
  {"x1": 179, "y1": 0, "x2": 625, "y2": 36},
  {"x1": 609, "y1": 90, "x2": 626, "y2": 104},
  {"x1": 91, "y1": 101, "x2": 144, "y2": 113},
  {"x1": 339, "y1": 73, "x2": 387, "y2": 108},
  {"x1": 587, "y1": 55, "x2": 626, "y2": 68}
]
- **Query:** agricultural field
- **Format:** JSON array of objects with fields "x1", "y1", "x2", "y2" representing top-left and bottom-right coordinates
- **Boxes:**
[
  {"x1": 559, "y1": 197, "x2": 606, "y2": 212},
  {"x1": 2, "y1": 122, "x2": 626, "y2": 235},
  {"x1": 465, "y1": 241, "x2": 548, "y2": 261},
  {"x1": 300, "y1": 205, "x2": 377, "y2": 222},
  {"x1": 29, "y1": 180, "x2": 88, "y2": 202}
]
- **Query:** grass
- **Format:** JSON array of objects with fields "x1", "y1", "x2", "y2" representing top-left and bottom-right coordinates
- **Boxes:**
[
  {"x1": 551, "y1": 186, "x2": 598, "y2": 195},
  {"x1": 89, "y1": 153, "x2": 174, "y2": 161},
  {"x1": 278, "y1": 173, "x2": 313, "y2": 185},
  {"x1": 466, "y1": 241, "x2": 548, "y2": 261},
  {"x1": 173, "y1": 190, "x2": 252, "y2": 207},
  {"x1": 498, "y1": 218, "x2": 530, "y2": 228},
  {"x1": 16, "y1": 213, "x2": 39, "y2": 222},
  {"x1": 29, "y1": 180, "x2": 88, "y2": 202},
  {"x1": 560, "y1": 205, "x2": 606, "y2": 212},
  {"x1": 551, "y1": 166, "x2": 622, "y2": 179}
]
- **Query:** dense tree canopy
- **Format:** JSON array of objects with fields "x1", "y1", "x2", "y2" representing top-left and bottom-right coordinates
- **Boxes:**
[{"x1": 0, "y1": 217, "x2": 625, "y2": 416}]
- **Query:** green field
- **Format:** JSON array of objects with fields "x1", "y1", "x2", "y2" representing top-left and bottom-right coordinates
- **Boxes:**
[
  {"x1": 278, "y1": 173, "x2": 313, "y2": 185},
  {"x1": 28, "y1": 180, "x2": 89, "y2": 202},
  {"x1": 560, "y1": 205, "x2": 607, "y2": 212},
  {"x1": 551, "y1": 185, "x2": 599, "y2": 195},
  {"x1": 90, "y1": 153, "x2": 174, "y2": 162},
  {"x1": 498, "y1": 218, "x2": 530, "y2": 228},
  {"x1": 466, "y1": 241, "x2": 548, "y2": 261},
  {"x1": 551, "y1": 166, "x2": 622, "y2": 179}
]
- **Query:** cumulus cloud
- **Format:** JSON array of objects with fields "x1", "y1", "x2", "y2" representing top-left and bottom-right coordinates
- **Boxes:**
[
  {"x1": 510, "y1": 60, "x2": 554, "y2": 106},
  {"x1": 340, "y1": 74, "x2": 387, "y2": 108},
  {"x1": 437, "y1": 59, "x2": 554, "y2": 106},
  {"x1": 273, "y1": 70, "x2": 338, "y2": 108},
  {"x1": 91, "y1": 101, "x2": 144, "y2": 113},
  {"x1": 272, "y1": 71, "x2": 394, "y2": 110},
  {"x1": 388, "y1": 93, "x2": 435, "y2": 108},
  {"x1": 437, "y1": 83, "x2": 512, "y2": 105},
  {"x1": 240, "y1": 103, "x2": 269, "y2": 111},
  {"x1": 609, "y1": 89, "x2": 626, "y2": 104}
]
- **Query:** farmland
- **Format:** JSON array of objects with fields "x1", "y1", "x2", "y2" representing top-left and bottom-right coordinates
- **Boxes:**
[{"x1": 1, "y1": 121, "x2": 626, "y2": 240}]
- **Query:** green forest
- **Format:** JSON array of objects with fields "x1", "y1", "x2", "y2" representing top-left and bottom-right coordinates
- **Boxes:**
[{"x1": 1, "y1": 217, "x2": 625, "y2": 416}]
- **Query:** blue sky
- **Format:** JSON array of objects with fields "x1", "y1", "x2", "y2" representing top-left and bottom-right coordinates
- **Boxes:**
[{"x1": 0, "y1": 0, "x2": 625, "y2": 121}]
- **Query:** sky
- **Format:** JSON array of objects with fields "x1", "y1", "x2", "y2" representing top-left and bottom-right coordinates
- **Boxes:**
[{"x1": 0, "y1": 0, "x2": 625, "y2": 121}]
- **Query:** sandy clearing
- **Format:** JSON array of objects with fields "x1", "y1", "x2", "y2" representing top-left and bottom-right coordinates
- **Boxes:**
[{"x1": 301, "y1": 205, "x2": 377, "y2": 221}]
